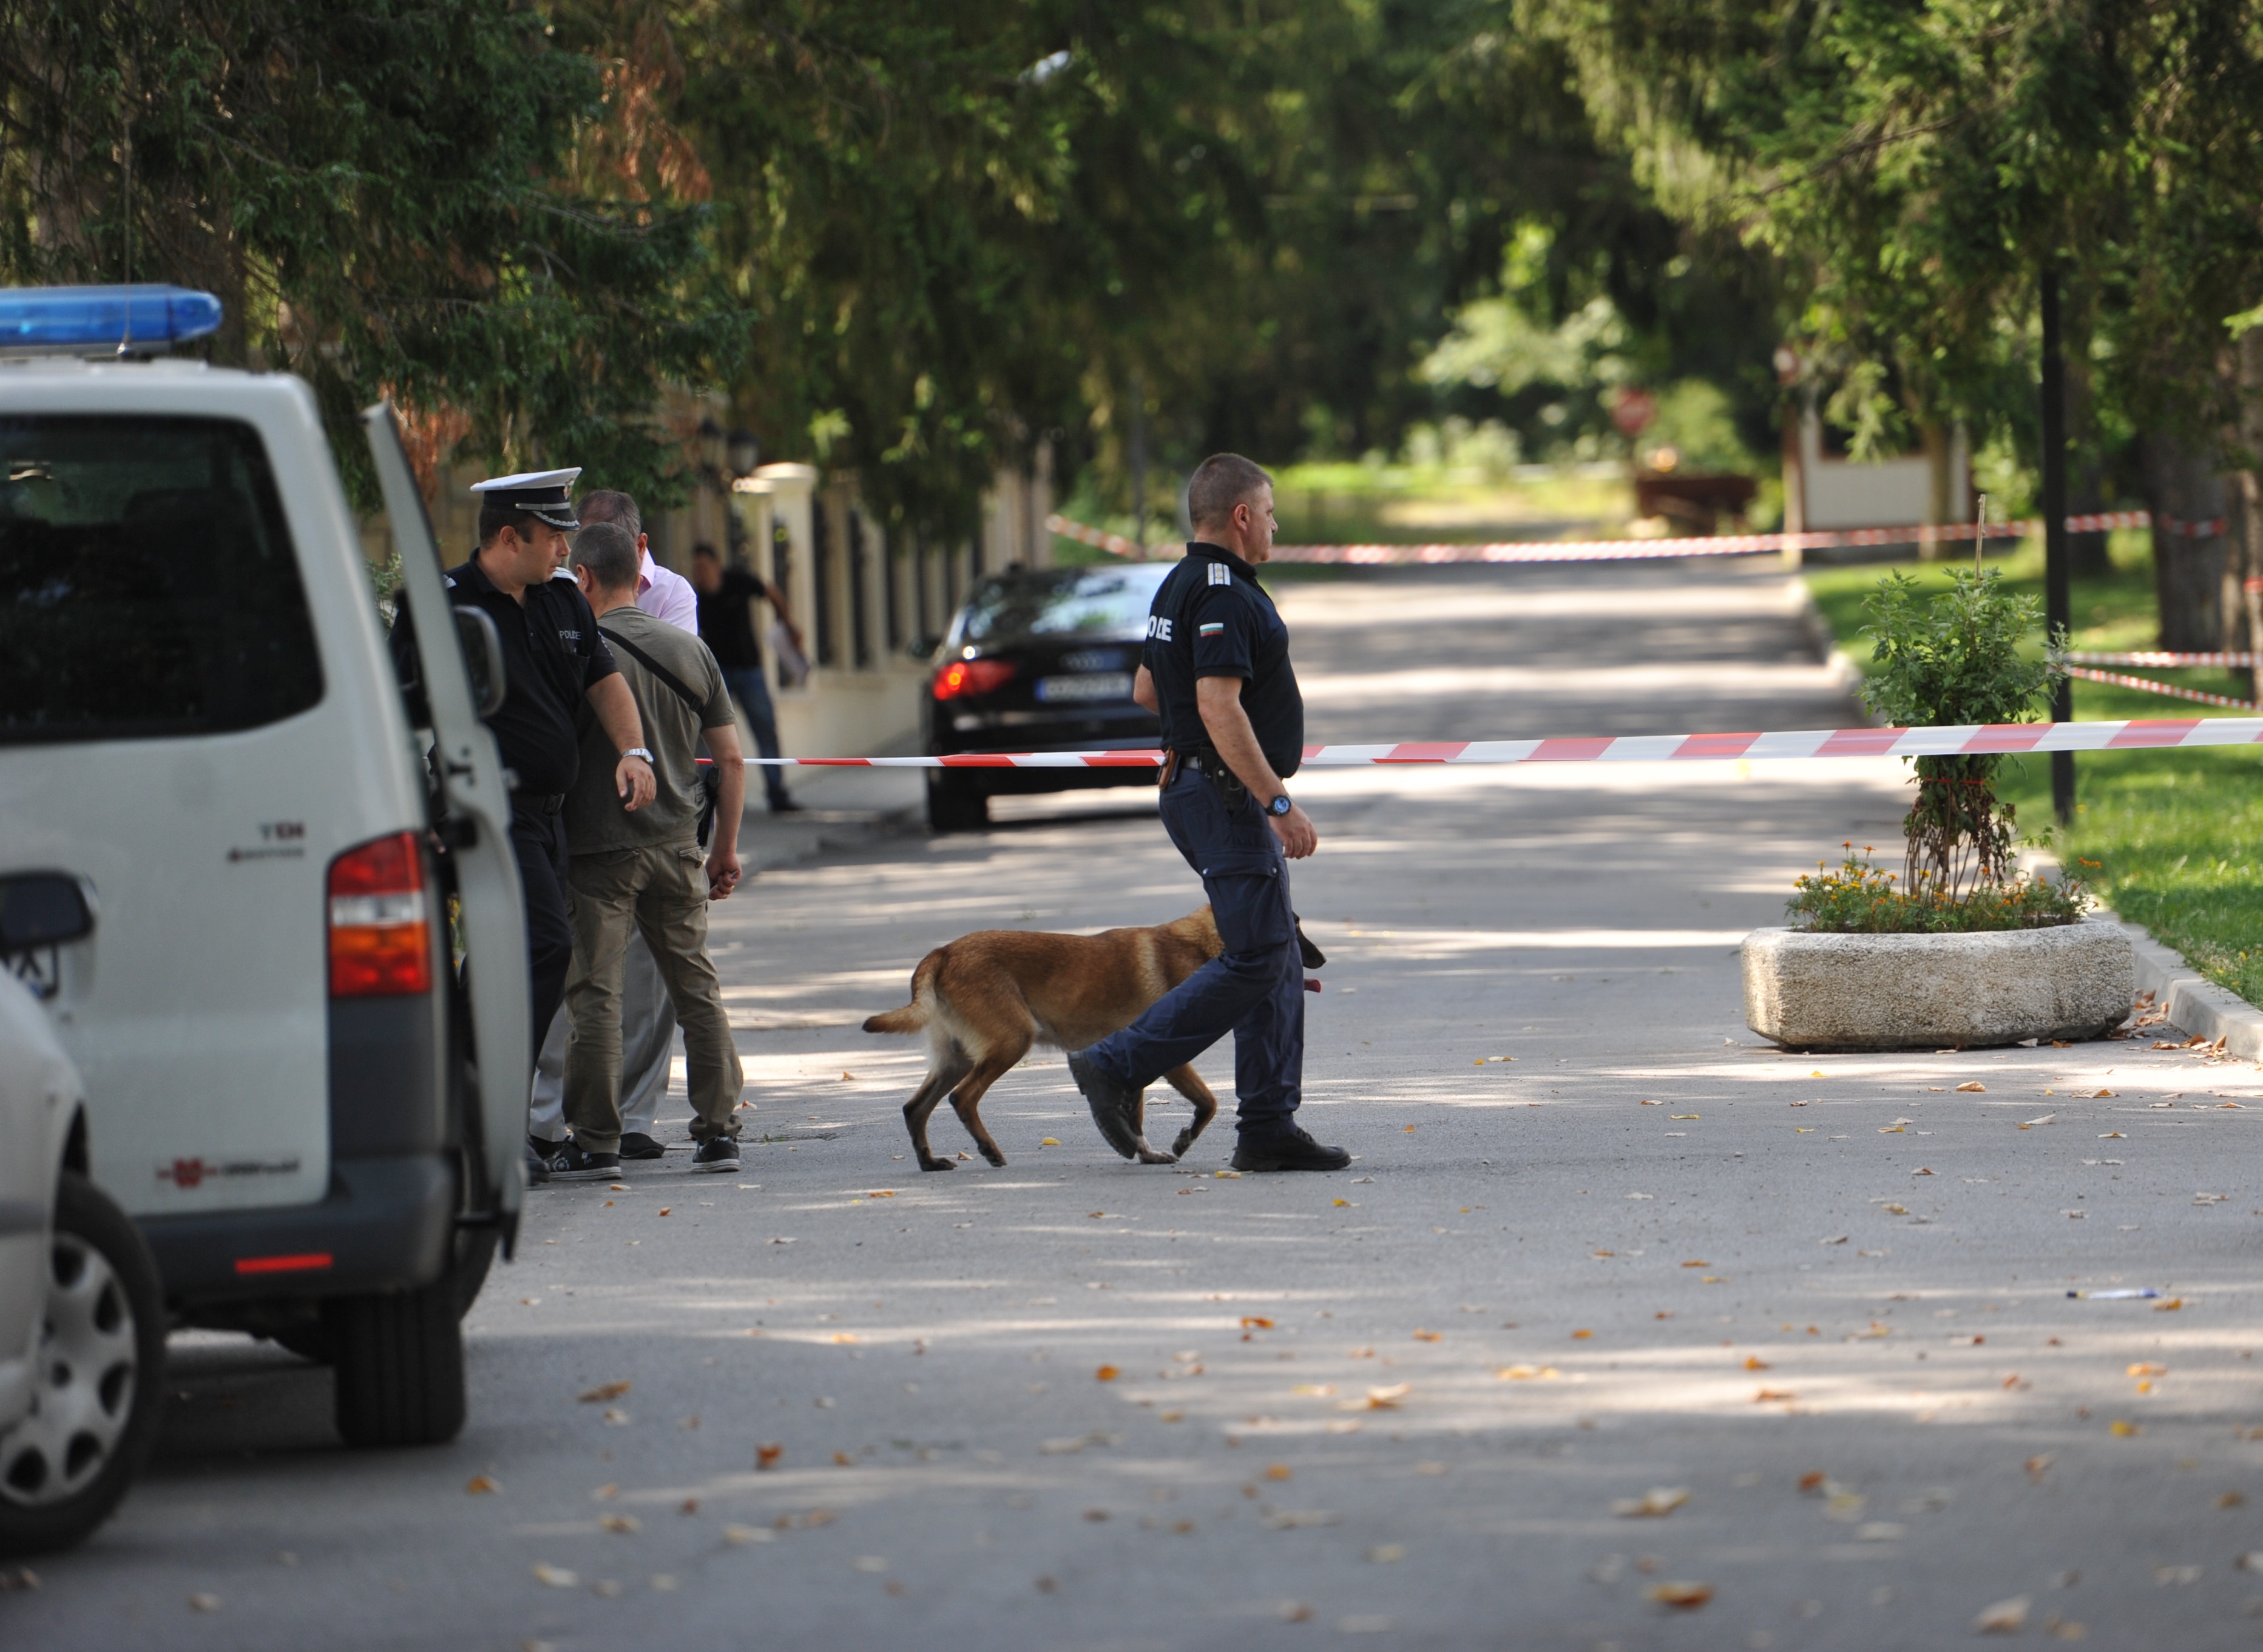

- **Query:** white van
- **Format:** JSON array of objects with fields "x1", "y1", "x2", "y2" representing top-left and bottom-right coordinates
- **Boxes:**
[{"x1": 0, "y1": 285, "x2": 530, "y2": 1447}]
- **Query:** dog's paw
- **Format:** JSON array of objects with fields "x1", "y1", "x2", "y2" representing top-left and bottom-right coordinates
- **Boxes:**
[
  {"x1": 919, "y1": 1158, "x2": 955, "y2": 1173},
  {"x1": 980, "y1": 1145, "x2": 1007, "y2": 1168},
  {"x1": 1135, "y1": 1142, "x2": 1179, "y2": 1165},
  {"x1": 1170, "y1": 1131, "x2": 1199, "y2": 1157}
]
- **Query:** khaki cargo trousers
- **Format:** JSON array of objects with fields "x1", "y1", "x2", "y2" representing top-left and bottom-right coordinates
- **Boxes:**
[{"x1": 562, "y1": 841, "x2": 743, "y2": 1154}]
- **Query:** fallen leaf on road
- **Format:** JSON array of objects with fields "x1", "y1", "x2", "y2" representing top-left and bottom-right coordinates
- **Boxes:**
[
  {"x1": 723, "y1": 1525, "x2": 771, "y2": 1546},
  {"x1": 2025, "y1": 1455, "x2": 2053, "y2": 1483},
  {"x1": 2099, "y1": 1131, "x2": 2125, "y2": 1139},
  {"x1": 1264, "y1": 1464, "x2": 1293, "y2": 1480},
  {"x1": 2092, "y1": 1089, "x2": 2114, "y2": 1099},
  {"x1": 833, "y1": 1451, "x2": 852, "y2": 1466},
  {"x1": 839, "y1": 1071, "x2": 854, "y2": 1081},
  {"x1": 1681, "y1": 1260, "x2": 1711, "y2": 1268},
  {"x1": 1571, "y1": 1329, "x2": 1593, "y2": 1339},
  {"x1": 1974, "y1": 1596, "x2": 2029, "y2": 1634},
  {"x1": 1498, "y1": 1365, "x2": 1561, "y2": 1380},
  {"x1": 2025, "y1": 1114, "x2": 2057, "y2": 1127},
  {"x1": 1640, "y1": 1099, "x2": 1661, "y2": 1106},
  {"x1": 1643, "y1": 1580, "x2": 1713, "y2": 1609},
  {"x1": 1411, "y1": 1329, "x2": 1441, "y2": 1342},
  {"x1": 1291, "y1": 1383, "x2": 1337, "y2": 1396},
  {"x1": 592, "y1": 1483, "x2": 618, "y2": 1500},
  {"x1": 2156, "y1": 1298, "x2": 2185, "y2": 1312},
  {"x1": 1671, "y1": 1114, "x2": 1700, "y2": 1121},
  {"x1": 2127, "y1": 1362, "x2": 2166, "y2": 1376},
  {"x1": 1095, "y1": 1366, "x2": 1120, "y2": 1381},
  {"x1": 1821, "y1": 1234, "x2": 1849, "y2": 1245},
  {"x1": 756, "y1": 1444, "x2": 782, "y2": 1469},
  {"x1": 188, "y1": 1594, "x2": 221, "y2": 1612},
  {"x1": 830, "y1": 1333, "x2": 858, "y2": 1344},
  {"x1": 1241, "y1": 1316, "x2": 1274, "y2": 1329},
  {"x1": 532, "y1": 1564, "x2": 578, "y2": 1589},
  {"x1": 2217, "y1": 1492, "x2": 2246, "y2": 1509},
  {"x1": 1956, "y1": 1082, "x2": 1987, "y2": 1093},
  {"x1": 1366, "y1": 1544, "x2": 1406, "y2": 1563},
  {"x1": 601, "y1": 1515, "x2": 639, "y2": 1534},
  {"x1": 1262, "y1": 1509, "x2": 1342, "y2": 1529},
  {"x1": 1612, "y1": 1487, "x2": 1690, "y2": 1518},
  {"x1": 1855, "y1": 1522, "x2": 1905, "y2": 1542},
  {"x1": 1333, "y1": 1199, "x2": 1351, "y2": 1207},
  {"x1": 2153, "y1": 1565, "x2": 2202, "y2": 1585},
  {"x1": 1913, "y1": 1168, "x2": 1935, "y2": 1176},
  {"x1": 465, "y1": 1475, "x2": 499, "y2": 1495},
  {"x1": 602, "y1": 1408, "x2": 631, "y2": 1426},
  {"x1": 578, "y1": 1381, "x2": 631, "y2": 1403},
  {"x1": 1753, "y1": 1389, "x2": 1796, "y2": 1403},
  {"x1": 1341, "y1": 1384, "x2": 1410, "y2": 1411},
  {"x1": 1744, "y1": 1356, "x2": 1771, "y2": 1369},
  {"x1": 1882, "y1": 1203, "x2": 1909, "y2": 1214},
  {"x1": 1040, "y1": 1438, "x2": 1087, "y2": 1454},
  {"x1": 1039, "y1": 1137, "x2": 1060, "y2": 1146},
  {"x1": 2109, "y1": 1420, "x2": 2140, "y2": 1437}
]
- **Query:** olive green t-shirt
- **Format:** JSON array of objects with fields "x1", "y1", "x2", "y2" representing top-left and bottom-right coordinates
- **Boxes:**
[{"x1": 563, "y1": 606, "x2": 736, "y2": 856}]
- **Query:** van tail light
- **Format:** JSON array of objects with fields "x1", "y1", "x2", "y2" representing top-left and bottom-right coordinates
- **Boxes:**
[
  {"x1": 933, "y1": 657, "x2": 1017, "y2": 700},
  {"x1": 328, "y1": 831, "x2": 432, "y2": 997}
]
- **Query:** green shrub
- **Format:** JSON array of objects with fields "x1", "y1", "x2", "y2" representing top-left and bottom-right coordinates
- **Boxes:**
[{"x1": 1858, "y1": 567, "x2": 2065, "y2": 900}]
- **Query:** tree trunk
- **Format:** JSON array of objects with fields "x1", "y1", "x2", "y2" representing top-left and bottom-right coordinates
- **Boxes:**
[
  {"x1": 1918, "y1": 421, "x2": 1951, "y2": 560},
  {"x1": 2238, "y1": 331, "x2": 2263, "y2": 696},
  {"x1": 2139, "y1": 431, "x2": 2226, "y2": 651},
  {"x1": 2064, "y1": 283, "x2": 2111, "y2": 578}
]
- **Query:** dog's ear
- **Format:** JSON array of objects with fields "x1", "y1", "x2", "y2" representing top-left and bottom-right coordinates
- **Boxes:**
[{"x1": 1294, "y1": 916, "x2": 1326, "y2": 970}]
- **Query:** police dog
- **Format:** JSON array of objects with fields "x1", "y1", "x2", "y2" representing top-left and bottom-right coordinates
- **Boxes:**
[{"x1": 863, "y1": 909, "x2": 1230, "y2": 1171}]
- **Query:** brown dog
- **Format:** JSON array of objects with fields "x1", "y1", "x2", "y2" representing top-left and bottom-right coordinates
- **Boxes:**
[{"x1": 863, "y1": 908, "x2": 1228, "y2": 1171}]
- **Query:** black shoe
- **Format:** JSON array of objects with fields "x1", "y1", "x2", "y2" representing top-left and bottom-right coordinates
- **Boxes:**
[
  {"x1": 549, "y1": 1143, "x2": 621, "y2": 1182},
  {"x1": 1067, "y1": 1049, "x2": 1142, "y2": 1160},
  {"x1": 691, "y1": 1137, "x2": 742, "y2": 1173},
  {"x1": 1231, "y1": 1125, "x2": 1351, "y2": 1173},
  {"x1": 524, "y1": 1136, "x2": 557, "y2": 1185},
  {"x1": 618, "y1": 1132, "x2": 667, "y2": 1161},
  {"x1": 768, "y1": 797, "x2": 802, "y2": 813}
]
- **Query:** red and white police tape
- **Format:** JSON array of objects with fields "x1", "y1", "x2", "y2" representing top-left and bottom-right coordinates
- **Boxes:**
[
  {"x1": 2061, "y1": 668, "x2": 2261, "y2": 712},
  {"x1": 2062, "y1": 650, "x2": 2259, "y2": 668},
  {"x1": 1045, "y1": 511, "x2": 2227, "y2": 566},
  {"x1": 743, "y1": 717, "x2": 2263, "y2": 769}
]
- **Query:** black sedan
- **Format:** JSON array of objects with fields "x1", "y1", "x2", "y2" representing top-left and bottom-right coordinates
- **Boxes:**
[{"x1": 920, "y1": 563, "x2": 1171, "y2": 831}]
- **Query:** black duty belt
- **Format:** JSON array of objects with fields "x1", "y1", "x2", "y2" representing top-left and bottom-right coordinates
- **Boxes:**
[
  {"x1": 512, "y1": 791, "x2": 566, "y2": 816},
  {"x1": 1180, "y1": 750, "x2": 1248, "y2": 810}
]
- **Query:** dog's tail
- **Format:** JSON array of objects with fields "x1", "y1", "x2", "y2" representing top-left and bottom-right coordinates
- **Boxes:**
[{"x1": 862, "y1": 950, "x2": 941, "y2": 1035}]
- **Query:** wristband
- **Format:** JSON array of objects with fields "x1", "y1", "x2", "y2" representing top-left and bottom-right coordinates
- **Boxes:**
[{"x1": 623, "y1": 747, "x2": 654, "y2": 763}]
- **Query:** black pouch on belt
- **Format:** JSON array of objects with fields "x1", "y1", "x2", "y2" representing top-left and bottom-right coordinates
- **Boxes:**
[{"x1": 1197, "y1": 753, "x2": 1248, "y2": 813}]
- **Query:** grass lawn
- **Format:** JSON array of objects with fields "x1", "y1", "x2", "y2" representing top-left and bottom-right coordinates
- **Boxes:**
[{"x1": 1805, "y1": 533, "x2": 2263, "y2": 1009}]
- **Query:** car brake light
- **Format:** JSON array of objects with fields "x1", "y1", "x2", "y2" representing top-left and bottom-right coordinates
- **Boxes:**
[
  {"x1": 328, "y1": 831, "x2": 431, "y2": 997},
  {"x1": 933, "y1": 658, "x2": 1017, "y2": 699}
]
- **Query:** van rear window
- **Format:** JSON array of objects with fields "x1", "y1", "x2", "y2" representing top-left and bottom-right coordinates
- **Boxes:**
[{"x1": 0, "y1": 416, "x2": 323, "y2": 743}]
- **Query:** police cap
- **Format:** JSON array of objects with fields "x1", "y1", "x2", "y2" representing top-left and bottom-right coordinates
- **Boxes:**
[{"x1": 470, "y1": 467, "x2": 583, "y2": 530}]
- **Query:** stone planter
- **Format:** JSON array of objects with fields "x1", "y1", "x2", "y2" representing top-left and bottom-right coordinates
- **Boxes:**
[{"x1": 1742, "y1": 920, "x2": 2133, "y2": 1051}]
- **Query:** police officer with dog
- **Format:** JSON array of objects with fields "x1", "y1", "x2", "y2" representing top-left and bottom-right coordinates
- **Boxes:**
[
  {"x1": 392, "y1": 469, "x2": 656, "y2": 1180},
  {"x1": 1067, "y1": 454, "x2": 1350, "y2": 1173}
]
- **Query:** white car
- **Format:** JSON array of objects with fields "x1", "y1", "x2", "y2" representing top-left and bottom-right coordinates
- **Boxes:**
[
  {"x1": 0, "y1": 285, "x2": 530, "y2": 1449},
  {"x1": 0, "y1": 965, "x2": 163, "y2": 1556}
]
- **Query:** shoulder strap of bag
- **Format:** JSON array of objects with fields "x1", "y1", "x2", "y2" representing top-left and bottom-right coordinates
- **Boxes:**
[{"x1": 599, "y1": 621, "x2": 708, "y2": 720}]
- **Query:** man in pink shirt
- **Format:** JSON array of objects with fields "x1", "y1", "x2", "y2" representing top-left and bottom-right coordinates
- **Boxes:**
[
  {"x1": 580, "y1": 490, "x2": 699, "y2": 631},
  {"x1": 529, "y1": 488, "x2": 715, "y2": 1166}
]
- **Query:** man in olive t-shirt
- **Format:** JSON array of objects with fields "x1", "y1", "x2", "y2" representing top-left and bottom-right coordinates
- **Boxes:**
[{"x1": 552, "y1": 522, "x2": 748, "y2": 1179}]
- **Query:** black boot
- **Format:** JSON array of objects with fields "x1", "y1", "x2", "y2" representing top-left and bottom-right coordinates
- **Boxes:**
[{"x1": 1231, "y1": 1124, "x2": 1350, "y2": 1173}]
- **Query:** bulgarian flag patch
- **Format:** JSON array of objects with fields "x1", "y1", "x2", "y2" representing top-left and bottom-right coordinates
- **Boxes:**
[{"x1": 1199, "y1": 621, "x2": 1225, "y2": 638}]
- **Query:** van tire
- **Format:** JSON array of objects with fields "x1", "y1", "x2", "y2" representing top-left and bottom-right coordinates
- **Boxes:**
[
  {"x1": 274, "y1": 1224, "x2": 495, "y2": 1369},
  {"x1": 325, "y1": 1277, "x2": 464, "y2": 1448},
  {"x1": 0, "y1": 1174, "x2": 166, "y2": 1557},
  {"x1": 926, "y1": 774, "x2": 987, "y2": 833}
]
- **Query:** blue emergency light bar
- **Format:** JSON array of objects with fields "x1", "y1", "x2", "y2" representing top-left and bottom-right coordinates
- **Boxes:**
[{"x1": 0, "y1": 285, "x2": 224, "y2": 356}]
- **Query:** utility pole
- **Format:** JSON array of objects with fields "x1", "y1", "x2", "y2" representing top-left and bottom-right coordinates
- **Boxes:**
[
  {"x1": 1127, "y1": 368, "x2": 1148, "y2": 557},
  {"x1": 2040, "y1": 262, "x2": 2075, "y2": 827}
]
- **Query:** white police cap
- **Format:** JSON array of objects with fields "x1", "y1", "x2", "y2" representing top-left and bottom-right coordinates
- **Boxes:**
[{"x1": 470, "y1": 467, "x2": 583, "y2": 530}]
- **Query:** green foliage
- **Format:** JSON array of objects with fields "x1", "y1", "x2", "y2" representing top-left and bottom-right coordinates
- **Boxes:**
[
  {"x1": 1858, "y1": 566, "x2": 2063, "y2": 896},
  {"x1": 1787, "y1": 846, "x2": 2088, "y2": 933},
  {"x1": 0, "y1": 1, "x2": 746, "y2": 506}
]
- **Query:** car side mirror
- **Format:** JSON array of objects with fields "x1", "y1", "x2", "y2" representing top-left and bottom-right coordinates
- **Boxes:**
[
  {"x1": 0, "y1": 873, "x2": 94, "y2": 950},
  {"x1": 453, "y1": 606, "x2": 508, "y2": 720}
]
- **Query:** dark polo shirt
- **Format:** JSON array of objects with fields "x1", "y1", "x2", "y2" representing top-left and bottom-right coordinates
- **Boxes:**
[
  {"x1": 1142, "y1": 541, "x2": 1305, "y2": 778},
  {"x1": 438, "y1": 555, "x2": 619, "y2": 797}
]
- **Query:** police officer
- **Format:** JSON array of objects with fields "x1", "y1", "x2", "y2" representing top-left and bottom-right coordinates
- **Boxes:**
[
  {"x1": 397, "y1": 469, "x2": 657, "y2": 1173},
  {"x1": 1067, "y1": 454, "x2": 1350, "y2": 1173}
]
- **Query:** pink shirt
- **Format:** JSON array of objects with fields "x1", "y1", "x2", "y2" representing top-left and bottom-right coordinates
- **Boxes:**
[{"x1": 637, "y1": 549, "x2": 700, "y2": 635}]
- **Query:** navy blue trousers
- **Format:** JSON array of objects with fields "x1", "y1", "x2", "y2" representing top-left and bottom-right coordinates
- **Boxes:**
[
  {"x1": 1083, "y1": 767, "x2": 1303, "y2": 1136},
  {"x1": 509, "y1": 807, "x2": 573, "y2": 1068}
]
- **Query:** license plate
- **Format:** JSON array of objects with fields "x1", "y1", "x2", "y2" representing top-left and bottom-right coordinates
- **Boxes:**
[
  {"x1": 1035, "y1": 672, "x2": 1132, "y2": 703},
  {"x1": 5, "y1": 945, "x2": 59, "y2": 1001}
]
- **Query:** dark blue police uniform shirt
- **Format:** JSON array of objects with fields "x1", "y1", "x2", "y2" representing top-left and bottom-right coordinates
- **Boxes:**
[
  {"x1": 1143, "y1": 541, "x2": 1305, "y2": 778},
  {"x1": 436, "y1": 555, "x2": 619, "y2": 797}
]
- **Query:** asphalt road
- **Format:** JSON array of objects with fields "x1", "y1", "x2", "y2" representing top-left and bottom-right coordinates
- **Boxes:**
[{"x1": 14, "y1": 558, "x2": 2263, "y2": 1652}]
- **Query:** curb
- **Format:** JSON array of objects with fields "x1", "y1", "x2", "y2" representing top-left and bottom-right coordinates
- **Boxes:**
[
  {"x1": 2112, "y1": 915, "x2": 2263, "y2": 1061},
  {"x1": 2020, "y1": 850, "x2": 2263, "y2": 1059}
]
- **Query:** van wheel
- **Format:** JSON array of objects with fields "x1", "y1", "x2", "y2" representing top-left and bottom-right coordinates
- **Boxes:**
[
  {"x1": 325, "y1": 1276, "x2": 464, "y2": 1449},
  {"x1": 273, "y1": 1225, "x2": 496, "y2": 1370},
  {"x1": 926, "y1": 774, "x2": 987, "y2": 833},
  {"x1": 0, "y1": 1174, "x2": 166, "y2": 1557}
]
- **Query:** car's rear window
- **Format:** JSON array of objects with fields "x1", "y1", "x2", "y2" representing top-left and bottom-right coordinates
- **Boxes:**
[
  {"x1": 0, "y1": 415, "x2": 323, "y2": 744},
  {"x1": 955, "y1": 565, "x2": 1172, "y2": 644}
]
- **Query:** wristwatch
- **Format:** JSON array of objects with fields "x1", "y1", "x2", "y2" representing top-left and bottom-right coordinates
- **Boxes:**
[
  {"x1": 1266, "y1": 793, "x2": 1293, "y2": 818},
  {"x1": 623, "y1": 746, "x2": 655, "y2": 763}
]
